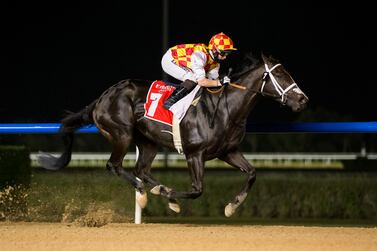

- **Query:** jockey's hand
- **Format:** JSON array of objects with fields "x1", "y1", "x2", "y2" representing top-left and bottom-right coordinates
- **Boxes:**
[{"x1": 220, "y1": 75, "x2": 231, "y2": 86}]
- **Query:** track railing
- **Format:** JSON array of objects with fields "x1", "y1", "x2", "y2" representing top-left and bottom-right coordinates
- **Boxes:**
[
  {"x1": 1, "y1": 122, "x2": 377, "y2": 134},
  {"x1": 1, "y1": 122, "x2": 377, "y2": 224}
]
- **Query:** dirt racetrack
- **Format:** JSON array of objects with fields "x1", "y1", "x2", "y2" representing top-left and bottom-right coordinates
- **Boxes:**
[{"x1": 1, "y1": 222, "x2": 376, "y2": 251}]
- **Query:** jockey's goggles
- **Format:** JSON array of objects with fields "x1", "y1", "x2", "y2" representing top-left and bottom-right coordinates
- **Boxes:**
[{"x1": 219, "y1": 50, "x2": 233, "y2": 57}]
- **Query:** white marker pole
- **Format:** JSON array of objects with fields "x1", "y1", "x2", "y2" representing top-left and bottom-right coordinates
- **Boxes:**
[{"x1": 134, "y1": 146, "x2": 142, "y2": 224}]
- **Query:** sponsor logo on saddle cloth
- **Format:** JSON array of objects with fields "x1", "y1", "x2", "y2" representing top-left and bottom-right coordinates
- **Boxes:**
[{"x1": 144, "y1": 80, "x2": 201, "y2": 154}]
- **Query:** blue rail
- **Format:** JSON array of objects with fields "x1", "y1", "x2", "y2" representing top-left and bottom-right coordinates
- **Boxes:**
[
  {"x1": 0, "y1": 123, "x2": 98, "y2": 134},
  {"x1": 246, "y1": 122, "x2": 377, "y2": 133},
  {"x1": 1, "y1": 122, "x2": 377, "y2": 134}
]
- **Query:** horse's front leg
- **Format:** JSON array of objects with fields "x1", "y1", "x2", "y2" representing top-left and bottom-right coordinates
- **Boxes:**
[
  {"x1": 219, "y1": 149, "x2": 256, "y2": 217},
  {"x1": 151, "y1": 151, "x2": 204, "y2": 200}
]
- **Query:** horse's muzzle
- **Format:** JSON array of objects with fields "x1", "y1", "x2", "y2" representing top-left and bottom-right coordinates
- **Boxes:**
[{"x1": 289, "y1": 94, "x2": 308, "y2": 112}]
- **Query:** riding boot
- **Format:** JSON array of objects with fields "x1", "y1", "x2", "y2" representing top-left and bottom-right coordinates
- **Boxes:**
[{"x1": 163, "y1": 80, "x2": 196, "y2": 109}]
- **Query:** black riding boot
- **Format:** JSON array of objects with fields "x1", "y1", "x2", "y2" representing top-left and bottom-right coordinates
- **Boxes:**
[
  {"x1": 163, "y1": 80, "x2": 196, "y2": 109},
  {"x1": 163, "y1": 86, "x2": 191, "y2": 109}
]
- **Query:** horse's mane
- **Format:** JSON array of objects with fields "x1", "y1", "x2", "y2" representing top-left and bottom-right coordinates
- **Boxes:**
[
  {"x1": 230, "y1": 51, "x2": 261, "y2": 79},
  {"x1": 230, "y1": 51, "x2": 280, "y2": 80}
]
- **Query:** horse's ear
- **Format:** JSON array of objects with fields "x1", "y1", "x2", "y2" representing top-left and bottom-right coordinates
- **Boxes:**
[{"x1": 261, "y1": 52, "x2": 268, "y2": 63}]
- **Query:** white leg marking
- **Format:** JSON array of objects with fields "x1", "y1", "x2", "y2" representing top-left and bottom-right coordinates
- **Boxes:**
[{"x1": 168, "y1": 202, "x2": 181, "y2": 213}]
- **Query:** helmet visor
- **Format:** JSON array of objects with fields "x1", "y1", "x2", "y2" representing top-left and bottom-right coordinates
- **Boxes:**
[{"x1": 219, "y1": 50, "x2": 233, "y2": 57}]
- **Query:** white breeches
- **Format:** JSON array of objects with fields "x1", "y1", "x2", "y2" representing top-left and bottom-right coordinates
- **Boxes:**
[{"x1": 161, "y1": 51, "x2": 196, "y2": 82}]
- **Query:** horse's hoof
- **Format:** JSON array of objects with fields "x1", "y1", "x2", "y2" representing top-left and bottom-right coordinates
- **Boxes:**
[
  {"x1": 136, "y1": 191, "x2": 148, "y2": 209},
  {"x1": 150, "y1": 185, "x2": 162, "y2": 195},
  {"x1": 37, "y1": 152, "x2": 61, "y2": 170},
  {"x1": 168, "y1": 202, "x2": 180, "y2": 213},
  {"x1": 224, "y1": 203, "x2": 236, "y2": 217}
]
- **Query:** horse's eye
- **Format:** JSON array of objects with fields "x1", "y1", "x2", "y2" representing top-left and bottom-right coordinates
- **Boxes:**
[{"x1": 273, "y1": 70, "x2": 283, "y2": 77}]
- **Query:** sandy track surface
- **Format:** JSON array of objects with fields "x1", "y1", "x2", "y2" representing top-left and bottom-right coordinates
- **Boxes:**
[{"x1": 1, "y1": 222, "x2": 376, "y2": 251}]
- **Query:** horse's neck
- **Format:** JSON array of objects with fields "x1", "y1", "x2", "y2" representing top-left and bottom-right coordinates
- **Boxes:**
[{"x1": 224, "y1": 67, "x2": 263, "y2": 124}]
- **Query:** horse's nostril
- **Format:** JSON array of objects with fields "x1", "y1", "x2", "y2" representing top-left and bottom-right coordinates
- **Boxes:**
[{"x1": 299, "y1": 96, "x2": 307, "y2": 105}]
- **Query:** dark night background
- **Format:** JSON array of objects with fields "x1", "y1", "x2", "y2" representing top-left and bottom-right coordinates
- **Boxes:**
[{"x1": 2, "y1": 2, "x2": 376, "y2": 123}]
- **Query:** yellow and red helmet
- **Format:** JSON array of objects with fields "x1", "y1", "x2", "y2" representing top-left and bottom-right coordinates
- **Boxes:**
[{"x1": 208, "y1": 32, "x2": 237, "y2": 52}]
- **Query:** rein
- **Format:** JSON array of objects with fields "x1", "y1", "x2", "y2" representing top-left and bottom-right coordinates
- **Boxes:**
[
  {"x1": 207, "y1": 83, "x2": 249, "y2": 129},
  {"x1": 208, "y1": 86, "x2": 226, "y2": 128},
  {"x1": 229, "y1": 83, "x2": 246, "y2": 90},
  {"x1": 206, "y1": 85, "x2": 225, "y2": 94},
  {"x1": 205, "y1": 83, "x2": 245, "y2": 94}
]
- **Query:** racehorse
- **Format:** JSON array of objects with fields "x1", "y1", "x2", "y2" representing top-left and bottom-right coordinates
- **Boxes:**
[{"x1": 38, "y1": 52, "x2": 308, "y2": 217}]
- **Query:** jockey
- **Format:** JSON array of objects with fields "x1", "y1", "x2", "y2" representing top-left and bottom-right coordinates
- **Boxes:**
[{"x1": 161, "y1": 32, "x2": 237, "y2": 109}]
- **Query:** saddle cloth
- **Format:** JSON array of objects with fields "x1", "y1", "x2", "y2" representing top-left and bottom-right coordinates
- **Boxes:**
[
  {"x1": 144, "y1": 80, "x2": 201, "y2": 154},
  {"x1": 144, "y1": 80, "x2": 200, "y2": 126}
]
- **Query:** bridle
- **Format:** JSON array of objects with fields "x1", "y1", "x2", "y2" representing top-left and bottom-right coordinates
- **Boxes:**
[
  {"x1": 222, "y1": 62, "x2": 302, "y2": 105},
  {"x1": 206, "y1": 60, "x2": 305, "y2": 128},
  {"x1": 261, "y1": 63, "x2": 298, "y2": 104}
]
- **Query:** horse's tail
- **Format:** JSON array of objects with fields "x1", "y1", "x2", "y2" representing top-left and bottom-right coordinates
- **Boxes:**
[{"x1": 37, "y1": 99, "x2": 98, "y2": 170}]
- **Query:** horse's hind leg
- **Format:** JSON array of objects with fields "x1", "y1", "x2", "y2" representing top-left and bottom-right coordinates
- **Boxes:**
[
  {"x1": 105, "y1": 130, "x2": 147, "y2": 208},
  {"x1": 129, "y1": 134, "x2": 156, "y2": 182},
  {"x1": 133, "y1": 135, "x2": 181, "y2": 213},
  {"x1": 219, "y1": 149, "x2": 256, "y2": 217}
]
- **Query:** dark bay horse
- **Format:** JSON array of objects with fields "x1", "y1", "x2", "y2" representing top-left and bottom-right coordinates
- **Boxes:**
[{"x1": 38, "y1": 53, "x2": 308, "y2": 217}]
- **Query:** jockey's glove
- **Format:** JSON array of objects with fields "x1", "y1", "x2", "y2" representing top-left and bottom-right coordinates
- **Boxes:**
[{"x1": 220, "y1": 76, "x2": 231, "y2": 86}]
